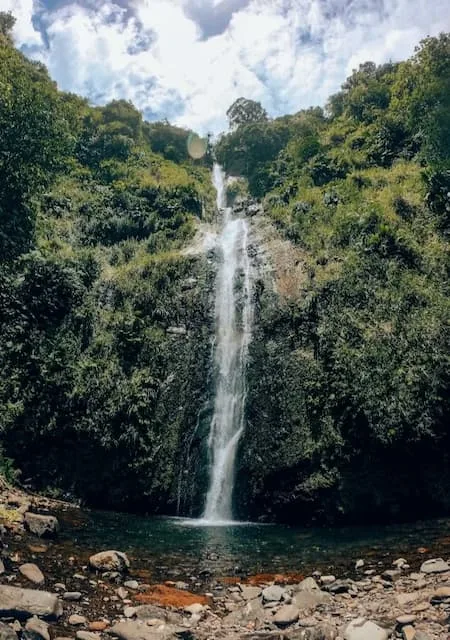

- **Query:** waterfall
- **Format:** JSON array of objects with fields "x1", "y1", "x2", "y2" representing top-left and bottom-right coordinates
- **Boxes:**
[{"x1": 203, "y1": 164, "x2": 253, "y2": 522}]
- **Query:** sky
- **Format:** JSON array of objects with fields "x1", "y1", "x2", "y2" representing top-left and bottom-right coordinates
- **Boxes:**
[{"x1": 2, "y1": 0, "x2": 450, "y2": 133}]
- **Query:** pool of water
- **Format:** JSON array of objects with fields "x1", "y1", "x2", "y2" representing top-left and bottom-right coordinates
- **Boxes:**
[{"x1": 57, "y1": 509, "x2": 450, "y2": 584}]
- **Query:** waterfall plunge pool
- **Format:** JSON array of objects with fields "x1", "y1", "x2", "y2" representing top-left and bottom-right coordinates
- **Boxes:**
[{"x1": 46, "y1": 508, "x2": 450, "y2": 588}]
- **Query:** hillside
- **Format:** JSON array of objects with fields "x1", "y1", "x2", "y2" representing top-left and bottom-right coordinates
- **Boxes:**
[{"x1": 216, "y1": 36, "x2": 450, "y2": 523}]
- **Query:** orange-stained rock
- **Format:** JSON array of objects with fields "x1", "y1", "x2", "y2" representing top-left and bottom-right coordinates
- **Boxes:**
[
  {"x1": 88, "y1": 621, "x2": 108, "y2": 631},
  {"x1": 135, "y1": 585, "x2": 209, "y2": 608},
  {"x1": 221, "y1": 573, "x2": 305, "y2": 587}
]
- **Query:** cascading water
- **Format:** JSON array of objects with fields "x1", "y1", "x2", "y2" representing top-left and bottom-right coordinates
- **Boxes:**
[{"x1": 203, "y1": 164, "x2": 253, "y2": 522}]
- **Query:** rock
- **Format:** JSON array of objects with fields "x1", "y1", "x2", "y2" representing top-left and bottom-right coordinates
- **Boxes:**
[
  {"x1": 324, "y1": 579, "x2": 353, "y2": 594},
  {"x1": 117, "y1": 587, "x2": 128, "y2": 600},
  {"x1": 166, "y1": 327, "x2": 187, "y2": 336},
  {"x1": 134, "y1": 606, "x2": 167, "y2": 622},
  {"x1": 303, "y1": 624, "x2": 338, "y2": 640},
  {"x1": 420, "y1": 558, "x2": 449, "y2": 574},
  {"x1": 108, "y1": 620, "x2": 185, "y2": 640},
  {"x1": 63, "y1": 592, "x2": 82, "y2": 601},
  {"x1": 355, "y1": 559, "x2": 364, "y2": 570},
  {"x1": 382, "y1": 569, "x2": 400, "y2": 582},
  {"x1": 344, "y1": 619, "x2": 389, "y2": 640},
  {"x1": 19, "y1": 564, "x2": 44, "y2": 586},
  {"x1": 262, "y1": 585, "x2": 285, "y2": 603},
  {"x1": 413, "y1": 633, "x2": 431, "y2": 640},
  {"x1": 430, "y1": 586, "x2": 450, "y2": 603},
  {"x1": 76, "y1": 633, "x2": 100, "y2": 640},
  {"x1": 273, "y1": 604, "x2": 300, "y2": 627},
  {"x1": 393, "y1": 558, "x2": 408, "y2": 568},
  {"x1": 68, "y1": 615, "x2": 87, "y2": 626},
  {"x1": 124, "y1": 608, "x2": 137, "y2": 619},
  {"x1": 24, "y1": 514, "x2": 59, "y2": 538},
  {"x1": 24, "y1": 617, "x2": 50, "y2": 640},
  {"x1": 124, "y1": 581, "x2": 139, "y2": 590},
  {"x1": 0, "y1": 586, "x2": 63, "y2": 620},
  {"x1": 54, "y1": 584, "x2": 66, "y2": 592},
  {"x1": 89, "y1": 551, "x2": 130, "y2": 573},
  {"x1": 296, "y1": 578, "x2": 321, "y2": 592},
  {"x1": 0, "y1": 622, "x2": 18, "y2": 640},
  {"x1": 320, "y1": 576, "x2": 336, "y2": 586},
  {"x1": 89, "y1": 622, "x2": 109, "y2": 631},
  {"x1": 396, "y1": 614, "x2": 417, "y2": 625},
  {"x1": 293, "y1": 589, "x2": 330, "y2": 610},
  {"x1": 183, "y1": 604, "x2": 203, "y2": 615},
  {"x1": 0, "y1": 560, "x2": 5, "y2": 576},
  {"x1": 401, "y1": 627, "x2": 415, "y2": 640},
  {"x1": 239, "y1": 585, "x2": 261, "y2": 601}
]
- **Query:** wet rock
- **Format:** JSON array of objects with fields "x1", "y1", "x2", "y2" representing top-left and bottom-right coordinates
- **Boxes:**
[
  {"x1": 24, "y1": 617, "x2": 50, "y2": 640},
  {"x1": 420, "y1": 558, "x2": 449, "y2": 574},
  {"x1": 89, "y1": 551, "x2": 130, "y2": 573},
  {"x1": 63, "y1": 592, "x2": 82, "y2": 601},
  {"x1": 0, "y1": 586, "x2": 63, "y2": 620},
  {"x1": 0, "y1": 622, "x2": 18, "y2": 640},
  {"x1": 262, "y1": 585, "x2": 285, "y2": 603},
  {"x1": 343, "y1": 618, "x2": 389, "y2": 640},
  {"x1": 19, "y1": 564, "x2": 44, "y2": 586},
  {"x1": 68, "y1": 615, "x2": 87, "y2": 626},
  {"x1": 273, "y1": 604, "x2": 299, "y2": 627},
  {"x1": 24, "y1": 514, "x2": 59, "y2": 538}
]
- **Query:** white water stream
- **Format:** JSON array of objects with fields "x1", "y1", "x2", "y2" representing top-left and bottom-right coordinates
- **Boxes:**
[{"x1": 203, "y1": 165, "x2": 253, "y2": 523}]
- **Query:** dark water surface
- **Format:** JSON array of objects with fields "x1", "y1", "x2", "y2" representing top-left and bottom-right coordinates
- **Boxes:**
[{"x1": 57, "y1": 509, "x2": 450, "y2": 584}]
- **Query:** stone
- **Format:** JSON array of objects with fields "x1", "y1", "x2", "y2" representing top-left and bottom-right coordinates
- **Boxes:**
[
  {"x1": 430, "y1": 586, "x2": 450, "y2": 603},
  {"x1": 293, "y1": 589, "x2": 330, "y2": 610},
  {"x1": 124, "y1": 581, "x2": 139, "y2": 590},
  {"x1": 304, "y1": 624, "x2": 338, "y2": 640},
  {"x1": 89, "y1": 622, "x2": 109, "y2": 631},
  {"x1": 117, "y1": 587, "x2": 128, "y2": 600},
  {"x1": 108, "y1": 620, "x2": 185, "y2": 640},
  {"x1": 239, "y1": 585, "x2": 261, "y2": 601},
  {"x1": 324, "y1": 579, "x2": 353, "y2": 594},
  {"x1": 183, "y1": 604, "x2": 203, "y2": 615},
  {"x1": 68, "y1": 615, "x2": 87, "y2": 626},
  {"x1": 420, "y1": 558, "x2": 449, "y2": 574},
  {"x1": 382, "y1": 569, "x2": 400, "y2": 581},
  {"x1": 24, "y1": 617, "x2": 50, "y2": 640},
  {"x1": 355, "y1": 559, "x2": 364, "y2": 570},
  {"x1": 393, "y1": 558, "x2": 408, "y2": 568},
  {"x1": 320, "y1": 576, "x2": 336, "y2": 585},
  {"x1": 124, "y1": 608, "x2": 137, "y2": 619},
  {"x1": 402, "y1": 627, "x2": 415, "y2": 640},
  {"x1": 396, "y1": 614, "x2": 417, "y2": 625},
  {"x1": 24, "y1": 514, "x2": 59, "y2": 538},
  {"x1": 273, "y1": 604, "x2": 300, "y2": 627},
  {"x1": 63, "y1": 592, "x2": 82, "y2": 601},
  {"x1": 89, "y1": 551, "x2": 130, "y2": 573},
  {"x1": 0, "y1": 561, "x2": 5, "y2": 576},
  {"x1": 0, "y1": 622, "x2": 18, "y2": 640},
  {"x1": 76, "y1": 633, "x2": 100, "y2": 640},
  {"x1": 0, "y1": 586, "x2": 63, "y2": 620},
  {"x1": 295, "y1": 578, "x2": 320, "y2": 592},
  {"x1": 19, "y1": 564, "x2": 44, "y2": 586},
  {"x1": 413, "y1": 633, "x2": 431, "y2": 640},
  {"x1": 134, "y1": 606, "x2": 167, "y2": 622},
  {"x1": 343, "y1": 618, "x2": 389, "y2": 640},
  {"x1": 262, "y1": 585, "x2": 285, "y2": 603}
]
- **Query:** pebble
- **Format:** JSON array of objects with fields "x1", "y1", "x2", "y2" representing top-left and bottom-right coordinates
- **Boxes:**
[
  {"x1": 321, "y1": 575, "x2": 336, "y2": 585},
  {"x1": 54, "y1": 583, "x2": 66, "y2": 591},
  {"x1": 355, "y1": 559, "x2": 364, "y2": 570},
  {"x1": 123, "y1": 581, "x2": 139, "y2": 590},
  {"x1": 88, "y1": 622, "x2": 108, "y2": 631},
  {"x1": 123, "y1": 607, "x2": 136, "y2": 619},
  {"x1": 396, "y1": 614, "x2": 417, "y2": 625},
  {"x1": 19, "y1": 563, "x2": 44, "y2": 585},
  {"x1": 68, "y1": 614, "x2": 87, "y2": 626},
  {"x1": 63, "y1": 592, "x2": 82, "y2": 601},
  {"x1": 116, "y1": 587, "x2": 128, "y2": 600}
]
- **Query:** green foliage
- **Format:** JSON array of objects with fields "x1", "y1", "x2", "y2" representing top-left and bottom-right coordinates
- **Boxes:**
[{"x1": 226, "y1": 97, "x2": 268, "y2": 129}]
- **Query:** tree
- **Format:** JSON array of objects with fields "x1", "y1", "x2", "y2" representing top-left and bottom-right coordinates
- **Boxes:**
[
  {"x1": 0, "y1": 12, "x2": 15, "y2": 43},
  {"x1": 226, "y1": 97, "x2": 268, "y2": 130}
]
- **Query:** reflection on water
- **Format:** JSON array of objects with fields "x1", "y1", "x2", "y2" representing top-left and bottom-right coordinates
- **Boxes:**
[{"x1": 59, "y1": 509, "x2": 450, "y2": 583}]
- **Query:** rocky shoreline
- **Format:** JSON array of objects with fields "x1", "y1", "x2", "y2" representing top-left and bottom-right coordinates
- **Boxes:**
[{"x1": 1, "y1": 482, "x2": 450, "y2": 640}]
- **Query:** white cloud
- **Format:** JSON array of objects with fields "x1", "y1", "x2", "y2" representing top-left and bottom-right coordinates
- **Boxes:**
[{"x1": 3, "y1": 0, "x2": 450, "y2": 133}]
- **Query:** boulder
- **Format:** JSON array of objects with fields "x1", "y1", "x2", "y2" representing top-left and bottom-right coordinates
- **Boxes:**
[
  {"x1": 108, "y1": 620, "x2": 187, "y2": 640},
  {"x1": 24, "y1": 617, "x2": 50, "y2": 640},
  {"x1": 0, "y1": 622, "x2": 18, "y2": 640},
  {"x1": 261, "y1": 585, "x2": 285, "y2": 603},
  {"x1": 0, "y1": 586, "x2": 63, "y2": 620},
  {"x1": 19, "y1": 564, "x2": 44, "y2": 586},
  {"x1": 420, "y1": 558, "x2": 449, "y2": 574},
  {"x1": 24, "y1": 514, "x2": 59, "y2": 538},
  {"x1": 89, "y1": 551, "x2": 130, "y2": 573},
  {"x1": 273, "y1": 604, "x2": 299, "y2": 627},
  {"x1": 343, "y1": 618, "x2": 389, "y2": 640},
  {"x1": 239, "y1": 585, "x2": 261, "y2": 601}
]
